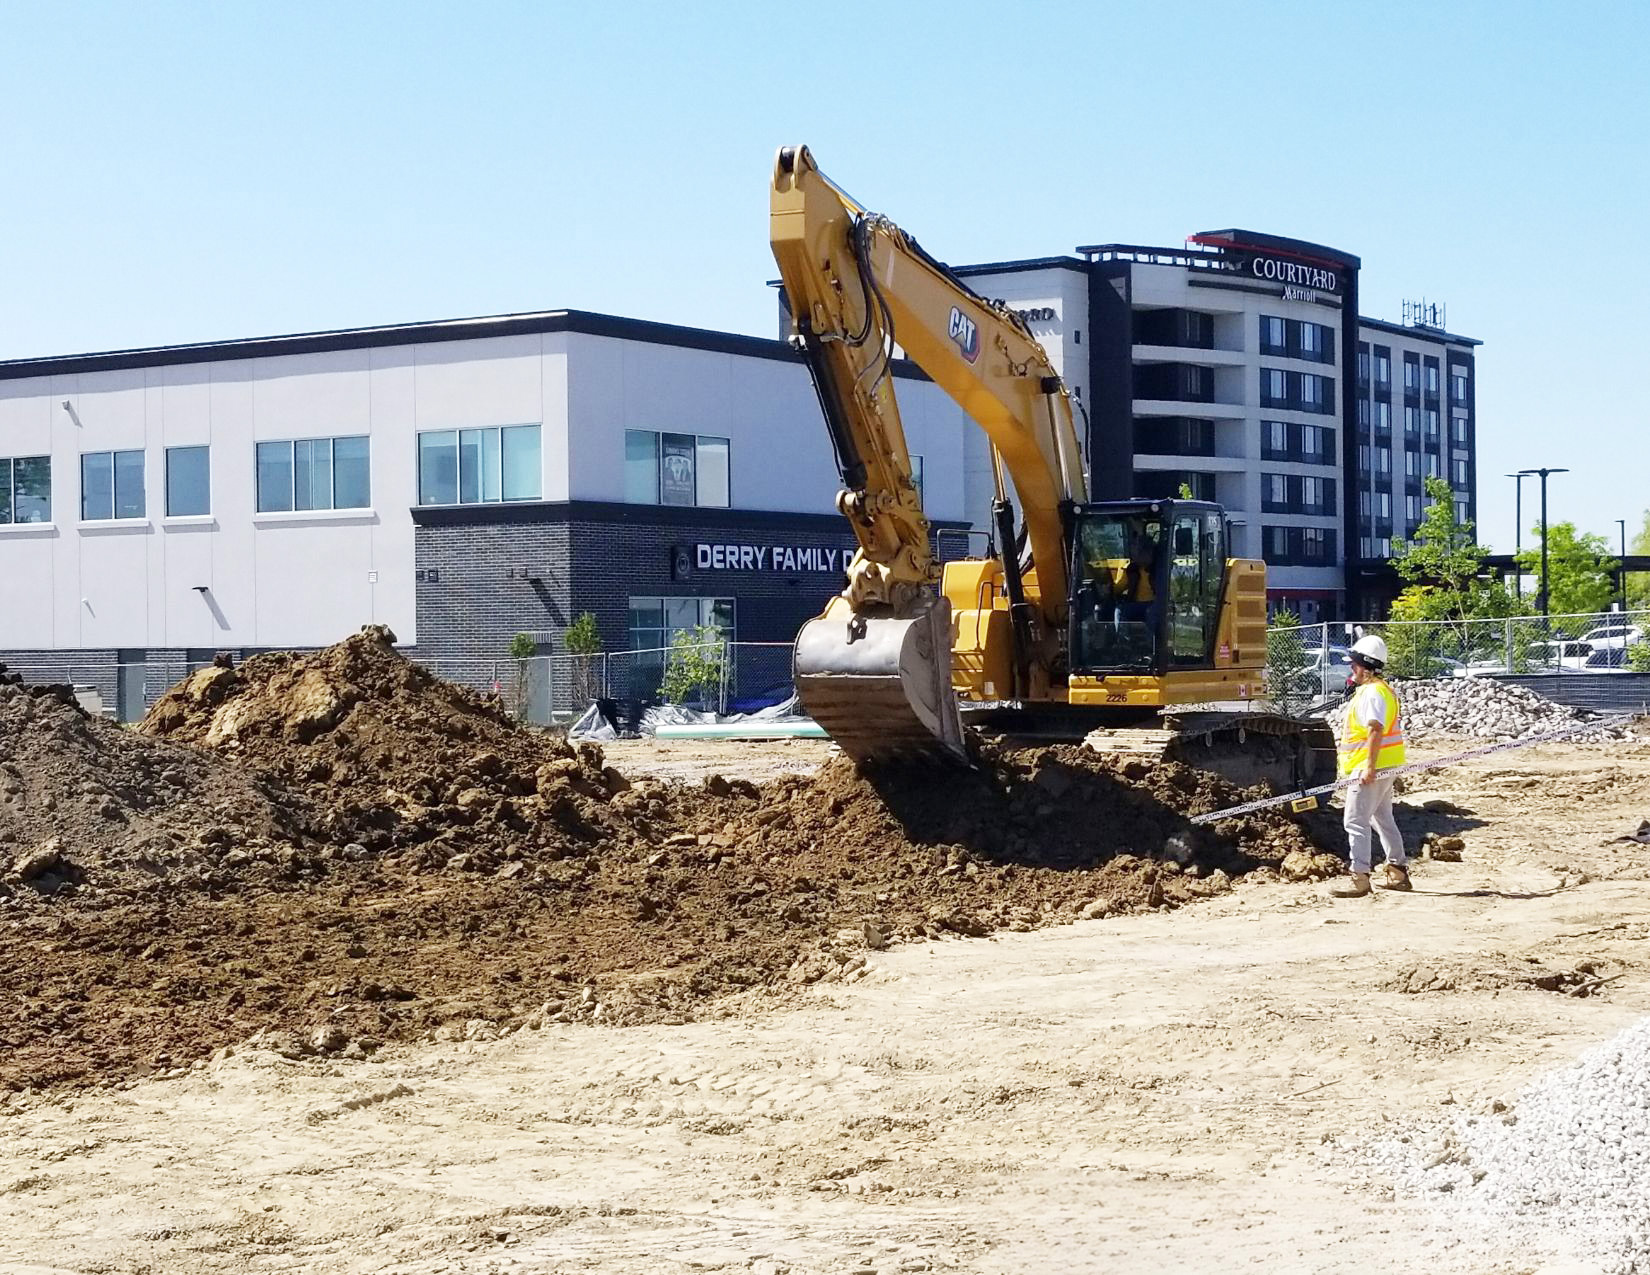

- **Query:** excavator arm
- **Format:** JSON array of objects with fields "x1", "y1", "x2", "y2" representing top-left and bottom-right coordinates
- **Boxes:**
[{"x1": 771, "y1": 144, "x2": 1087, "y2": 764}]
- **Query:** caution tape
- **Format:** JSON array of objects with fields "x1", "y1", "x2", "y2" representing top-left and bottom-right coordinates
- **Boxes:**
[{"x1": 1187, "y1": 710, "x2": 1643, "y2": 825}]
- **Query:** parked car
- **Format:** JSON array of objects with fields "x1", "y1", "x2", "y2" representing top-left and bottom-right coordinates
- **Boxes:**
[
  {"x1": 1530, "y1": 639, "x2": 1594, "y2": 671},
  {"x1": 1583, "y1": 647, "x2": 1633, "y2": 671},
  {"x1": 1579, "y1": 623, "x2": 1645, "y2": 653}
]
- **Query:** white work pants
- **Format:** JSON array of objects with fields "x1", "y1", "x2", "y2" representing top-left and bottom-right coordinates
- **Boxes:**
[{"x1": 1342, "y1": 771, "x2": 1406, "y2": 875}]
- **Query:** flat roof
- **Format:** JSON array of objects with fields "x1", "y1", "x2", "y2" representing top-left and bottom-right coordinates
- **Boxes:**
[
  {"x1": 0, "y1": 307, "x2": 936, "y2": 382},
  {"x1": 1358, "y1": 315, "x2": 1482, "y2": 348}
]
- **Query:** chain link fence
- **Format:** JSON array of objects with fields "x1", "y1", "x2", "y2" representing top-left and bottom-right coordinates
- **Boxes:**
[{"x1": 1265, "y1": 609, "x2": 1650, "y2": 714}]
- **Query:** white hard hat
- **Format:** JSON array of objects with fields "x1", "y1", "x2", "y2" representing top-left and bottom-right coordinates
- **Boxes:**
[{"x1": 1351, "y1": 634, "x2": 1388, "y2": 667}]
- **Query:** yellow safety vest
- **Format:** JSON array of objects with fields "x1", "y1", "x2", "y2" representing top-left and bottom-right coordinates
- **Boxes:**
[{"x1": 1339, "y1": 679, "x2": 1407, "y2": 777}]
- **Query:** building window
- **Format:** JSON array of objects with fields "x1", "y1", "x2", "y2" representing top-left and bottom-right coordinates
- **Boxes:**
[
  {"x1": 1425, "y1": 454, "x2": 1440, "y2": 478},
  {"x1": 1359, "y1": 489, "x2": 1372, "y2": 517},
  {"x1": 627, "y1": 596, "x2": 735, "y2": 652},
  {"x1": 1425, "y1": 363, "x2": 1440, "y2": 394},
  {"x1": 1302, "y1": 476, "x2": 1324, "y2": 511},
  {"x1": 416, "y1": 425, "x2": 537, "y2": 507},
  {"x1": 1300, "y1": 424, "x2": 1325, "y2": 462},
  {"x1": 1357, "y1": 399, "x2": 1370, "y2": 427},
  {"x1": 1404, "y1": 406, "x2": 1419, "y2": 437},
  {"x1": 1451, "y1": 458, "x2": 1470, "y2": 486},
  {"x1": 1424, "y1": 409, "x2": 1440, "y2": 440},
  {"x1": 165, "y1": 445, "x2": 210, "y2": 517},
  {"x1": 1376, "y1": 490, "x2": 1392, "y2": 520},
  {"x1": 1301, "y1": 527, "x2": 1331, "y2": 563},
  {"x1": 1404, "y1": 356, "x2": 1419, "y2": 391},
  {"x1": 1451, "y1": 370, "x2": 1469, "y2": 403},
  {"x1": 81, "y1": 450, "x2": 145, "y2": 521},
  {"x1": 1260, "y1": 315, "x2": 1286, "y2": 353},
  {"x1": 1405, "y1": 450, "x2": 1421, "y2": 478},
  {"x1": 1455, "y1": 500, "x2": 1470, "y2": 525},
  {"x1": 1261, "y1": 368, "x2": 1287, "y2": 406},
  {"x1": 1358, "y1": 444, "x2": 1371, "y2": 473},
  {"x1": 1357, "y1": 347, "x2": 1370, "y2": 384},
  {"x1": 1298, "y1": 374, "x2": 1321, "y2": 410},
  {"x1": 258, "y1": 436, "x2": 372, "y2": 513},
  {"x1": 1375, "y1": 447, "x2": 1391, "y2": 476},
  {"x1": 1374, "y1": 400, "x2": 1391, "y2": 431},
  {"x1": 1406, "y1": 495, "x2": 1423, "y2": 522},
  {"x1": 1263, "y1": 419, "x2": 1288, "y2": 457},
  {"x1": 0, "y1": 456, "x2": 50, "y2": 524},
  {"x1": 1264, "y1": 473, "x2": 1287, "y2": 510},
  {"x1": 1265, "y1": 526, "x2": 1289, "y2": 559},
  {"x1": 624, "y1": 430, "x2": 730, "y2": 508},
  {"x1": 1299, "y1": 322, "x2": 1321, "y2": 359},
  {"x1": 1373, "y1": 348, "x2": 1391, "y2": 386},
  {"x1": 1452, "y1": 416, "x2": 1469, "y2": 446}
]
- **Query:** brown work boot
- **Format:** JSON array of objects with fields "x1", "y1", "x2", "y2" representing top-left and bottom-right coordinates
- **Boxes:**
[
  {"x1": 1330, "y1": 872, "x2": 1371, "y2": 898},
  {"x1": 1380, "y1": 864, "x2": 1413, "y2": 892}
]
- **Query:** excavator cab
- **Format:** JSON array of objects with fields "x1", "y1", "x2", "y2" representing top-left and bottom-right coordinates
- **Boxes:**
[{"x1": 1068, "y1": 499, "x2": 1231, "y2": 678}]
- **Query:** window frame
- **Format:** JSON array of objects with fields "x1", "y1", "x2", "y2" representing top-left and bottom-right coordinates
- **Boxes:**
[
  {"x1": 256, "y1": 435, "x2": 372, "y2": 513},
  {"x1": 165, "y1": 444, "x2": 211, "y2": 518},
  {"x1": 622, "y1": 429, "x2": 732, "y2": 509},
  {"x1": 80, "y1": 448, "x2": 146, "y2": 521},
  {"x1": 0, "y1": 454, "x2": 52, "y2": 525},
  {"x1": 415, "y1": 424, "x2": 538, "y2": 508}
]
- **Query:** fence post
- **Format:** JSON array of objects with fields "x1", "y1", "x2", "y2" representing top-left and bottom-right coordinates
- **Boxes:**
[
  {"x1": 1319, "y1": 623, "x2": 1330, "y2": 700},
  {"x1": 1505, "y1": 618, "x2": 1514, "y2": 673}
]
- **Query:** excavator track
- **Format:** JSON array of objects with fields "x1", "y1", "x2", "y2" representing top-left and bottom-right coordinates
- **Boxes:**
[{"x1": 1086, "y1": 710, "x2": 1336, "y2": 793}]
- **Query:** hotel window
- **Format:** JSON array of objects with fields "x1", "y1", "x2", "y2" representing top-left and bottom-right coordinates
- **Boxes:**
[
  {"x1": 1357, "y1": 348, "x2": 1370, "y2": 382},
  {"x1": 1424, "y1": 409, "x2": 1440, "y2": 440},
  {"x1": 1300, "y1": 424, "x2": 1324, "y2": 461},
  {"x1": 1404, "y1": 406, "x2": 1420, "y2": 436},
  {"x1": 257, "y1": 436, "x2": 371, "y2": 513},
  {"x1": 1358, "y1": 444, "x2": 1371, "y2": 473},
  {"x1": 1426, "y1": 363, "x2": 1440, "y2": 394},
  {"x1": 417, "y1": 425, "x2": 537, "y2": 507},
  {"x1": 1266, "y1": 526, "x2": 1289, "y2": 558},
  {"x1": 1373, "y1": 350, "x2": 1390, "y2": 385},
  {"x1": 165, "y1": 445, "x2": 210, "y2": 517},
  {"x1": 1376, "y1": 491, "x2": 1392, "y2": 520},
  {"x1": 1302, "y1": 476, "x2": 1324, "y2": 511},
  {"x1": 1452, "y1": 416, "x2": 1470, "y2": 446},
  {"x1": 81, "y1": 450, "x2": 145, "y2": 521},
  {"x1": 1299, "y1": 374, "x2": 1322, "y2": 410},
  {"x1": 1405, "y1": 450, "x2": 1422, "y2": 478},
  {"x1": 1260, "y1": 316, "x2": 1286, "y2": 353},
  {"x1": 1299, "y1": 322, "x2": 1323, "y2": 359},
  {"x1": 1404, "y1": 356, "x2": 1419, "y2": 390},
  {"x1": 1455, "y1": 500, "x2": 1470, "y2": 525},
  {"x1": 1261, "y1": 368, "x2": 1287, "y2": 405},
  {"x1": 624, "y1": 430, "x2": 730, "y2": 508},
  {"x1": 1375, "y1": 447, "x2": 1391, "y2": 476},
  {"x1": 1265, "y1": 474, "x2": 1287, "y2": 509},
  {"x1": 1301, "y1": 527, "x2": 1330, "y2": 562},
  {"x1": 1374, "y1": 401, "x2": 1391, "y2": 431},
  {"x1": 1451, "y1": 458, "x2": 1470, "y2": 486},
  {"x1": 0, "y1": 455, "x2": 51, "y2": 524},
  {"x1": 1357, "y1": 399, "x2": 1370, "y2": 427},
  {"x1": 1359, "y1": 489, "x2": 1372, "y2": 517},
  {"x1": 1406, "y1": 494, "x2": 1423, "y2": 522},
  {"x1": 1451, "y1": 370, "x2": 1470, "y2": 403},
  {"x1": 1425, "y1": 454, "x2": 1440, "y2": 478}
]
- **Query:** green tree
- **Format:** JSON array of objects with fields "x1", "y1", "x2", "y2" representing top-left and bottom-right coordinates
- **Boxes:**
[
  {"x1": 1514, "y1": 522, "x2": 1618, "y2": 618},
  {"x1": 660, "y1": 624, "x2": 727, "y2": 708},
  {"x1": 507, "y1": 632, "x2": 537, "y2": 719},
  {"x1": 563, "y1": 612, "x2": 605, "y2": 707}
]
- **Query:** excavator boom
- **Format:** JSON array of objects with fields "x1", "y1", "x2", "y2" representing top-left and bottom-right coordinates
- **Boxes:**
[{"x1": 771, "y1": 145, "x2": 1086, "y2": 765}]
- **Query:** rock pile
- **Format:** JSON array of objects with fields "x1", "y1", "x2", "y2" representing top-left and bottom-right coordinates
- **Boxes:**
[
  {"x1": 1361, "y1": 1014, "x2": 1650, "y2": 1274},
  {"x1": 1395, "y1": 677, "x2": 1635, "y2": 743}
]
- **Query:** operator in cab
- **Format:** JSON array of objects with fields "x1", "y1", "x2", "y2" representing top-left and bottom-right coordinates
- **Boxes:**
[{"x1": 1330, "y1": 634, "x2": 1412, "y2": 898}]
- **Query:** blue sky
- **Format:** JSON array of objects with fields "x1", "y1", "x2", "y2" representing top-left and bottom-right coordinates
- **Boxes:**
[{"x1": 3, "y1": 0, "x2": 1645, "y2": 551}]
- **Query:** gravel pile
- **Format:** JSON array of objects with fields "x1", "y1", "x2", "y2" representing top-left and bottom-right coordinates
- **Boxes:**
[
  {"x1": 1395, "y1": 677, "x2": 1636, "y2": 743},
  {"x1": 1354, "y1": 1015, "x2": 1650, "y2": 1273}
]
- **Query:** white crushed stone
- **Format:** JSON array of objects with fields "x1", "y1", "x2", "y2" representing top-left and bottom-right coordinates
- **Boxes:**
[
  {"x1": 1394, "y1": 677, "x2": 1637, "y2": 744},
  {"x1": 1343, "y1": 1014, "x2": 1650, "y2": 1273}
]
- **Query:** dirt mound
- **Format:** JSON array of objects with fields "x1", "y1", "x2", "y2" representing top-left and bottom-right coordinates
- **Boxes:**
[
  {"x1": 0, "y1": 630, "x2": 1342, "y2": 1091},
  {"x1": 0, "y1": 670, "x2": 319, "y2": 901},
  {"x1": 141, "y1": 625, "x2": 639, "y2": 870}
]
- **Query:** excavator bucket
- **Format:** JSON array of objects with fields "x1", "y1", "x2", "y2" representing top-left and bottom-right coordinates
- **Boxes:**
[{"x1": 794, "y1": 598, "x2": 969, "y2": 766}]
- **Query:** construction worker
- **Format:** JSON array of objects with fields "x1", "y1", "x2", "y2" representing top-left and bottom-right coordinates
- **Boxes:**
[{"x1": 1331, "y1": 634, "x2": 1411, "y2": 898}]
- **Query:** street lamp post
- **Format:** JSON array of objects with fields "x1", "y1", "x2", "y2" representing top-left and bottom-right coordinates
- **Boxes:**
[
  {"x1": 1505, "y1": 472, "x2": 1528, "y2": 599},
  {"x1": 1618, "y1": 518, "x2": 1629, "y2": 610},
  {"x1": 1517, "y1": 468, "x2": 1569, "y2": 622}
]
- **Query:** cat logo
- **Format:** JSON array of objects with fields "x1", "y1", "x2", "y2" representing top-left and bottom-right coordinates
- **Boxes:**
[{"x1": 947, "y1": 306, "x2": 980, "y2": 363}]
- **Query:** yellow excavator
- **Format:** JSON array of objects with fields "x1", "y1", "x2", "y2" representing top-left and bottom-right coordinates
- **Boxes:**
[{"x1": 771, "y1": 144, "x2": 1331, "y2": 783}]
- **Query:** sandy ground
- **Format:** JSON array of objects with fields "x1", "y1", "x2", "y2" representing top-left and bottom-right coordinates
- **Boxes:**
[{"x1": 4, "y1": 737, "x2": 1650, "y2": 1275}]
